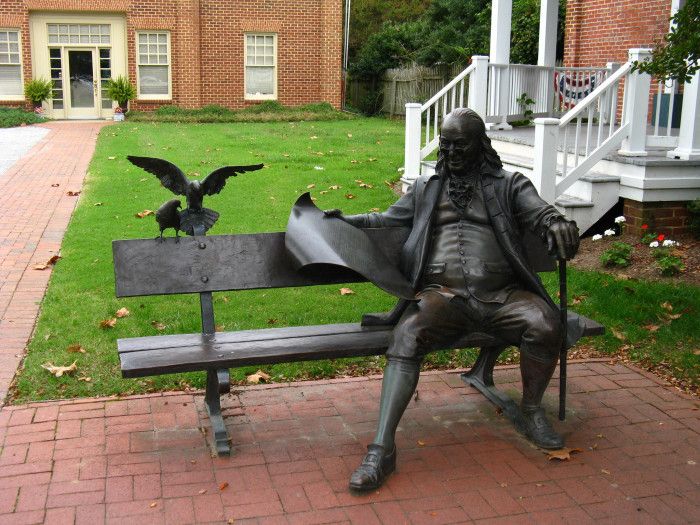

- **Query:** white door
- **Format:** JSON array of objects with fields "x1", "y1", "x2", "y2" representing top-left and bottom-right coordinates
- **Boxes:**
[{"x1": 65, "y1": 48, "x2": 99, "y2": 119}]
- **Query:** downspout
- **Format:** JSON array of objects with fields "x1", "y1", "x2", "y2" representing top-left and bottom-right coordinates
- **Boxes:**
[{"x1": 342, "y1": 0, "x2": 351, "y2": 110}]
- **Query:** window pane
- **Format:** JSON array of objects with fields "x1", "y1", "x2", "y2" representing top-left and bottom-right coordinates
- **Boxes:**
[
  {"x1": 158, "y1": 44, "x2": 167, "y2": 54},
  {"x1": 149, "y1": 34, "x2": 157, "y2": 43},
  {"x1": 50, "y1": 48, "x2": 61, "y2": 58},
  {"x1": 246, "y1": 66, "x2": 274, "y2": 95},
  {"x1": 0, "y1": 54, "x2": 9, "y2": 64},
  {"x1": 264, "y1": 55, "x2": 273, "y2": 66},
  {"x1": 158, "y1": 33, "x2": 166, "y2": 43},
  {"x1": 139, "y1": 54, "x2": 148, "y2": 64},
  {"x1": 0, "y1": 64, "x2": 22, "y2": 96},
  {"x1": 0, "y1": 44, "x2": 7, "y2": 53},
  {"x1": 139, "y1": 65, "x2": 168, "y2": 95},
  {"x1": 138, "y1": 33, "x2": 147, "y2": 44}
]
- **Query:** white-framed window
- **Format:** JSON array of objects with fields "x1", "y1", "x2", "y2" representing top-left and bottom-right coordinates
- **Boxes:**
[
  {"x1": 244, "y1": 33, "x2": 277, "y2": 100},
  {"x1": 136, "y1": 31, "x2": 171, "y2": 99},
  {"x1": 0, "y1": 29, "x2": 23, "y2": 100}
]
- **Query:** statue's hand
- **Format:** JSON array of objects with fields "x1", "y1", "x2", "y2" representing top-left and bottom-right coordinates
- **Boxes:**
[
  {"x1": 323, "y1": 209, "x2": 345, "y2": 220},
  {"x1": 546, "y1": 220, "x2": 579, "y2": 260}
]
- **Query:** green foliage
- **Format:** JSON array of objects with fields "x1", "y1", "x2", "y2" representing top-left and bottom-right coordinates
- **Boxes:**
[
  {"x1": 105, "y1": 76, "x2": 136, "y2": 107},
  {"x1": 514, "y1": 92, "x2": 535, "y2": 125},
  {"x1": 241, "y1": 100, "x2": 285, "y2": 114},
  {"x1": 600, "y1": 241, "x2": 633, "y2": 268},
  {"x1": 349, "y1": 21, "x2": 422, "y2": 79},
  {"x1": 24, "y1": 78, "x2": 54, "y2": 104},
  {"x1": 688, "y1": 198, "x2": 700, "y2": 239},
  {"x1": 510, "y1": 0, "x2": 567, "y2": 65},
  {"x1": 632, "y1": 0, "x2": 700, "y2": 82},
  {"x1": 652, "y1": 247, "x2": 685, "y2": 276},
  {"x1": 0, "y1": 107, "x2": 44, "y2": 128},
  {"x1": 414, "y1": 0, "x2": 491, "y2": 66}
]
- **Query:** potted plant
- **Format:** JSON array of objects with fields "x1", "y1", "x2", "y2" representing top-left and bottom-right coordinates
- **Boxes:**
[
  {"x1": 24, "y1": 78, "x2": 54, "y2": 114},
  {"x1": 105, "y1": 76, "x2": 136, "y2": 117}
]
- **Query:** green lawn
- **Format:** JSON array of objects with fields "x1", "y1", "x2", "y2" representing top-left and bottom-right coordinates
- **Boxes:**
[{"x1": 11, "y1": 118, "x2": 699, "y2": 403}]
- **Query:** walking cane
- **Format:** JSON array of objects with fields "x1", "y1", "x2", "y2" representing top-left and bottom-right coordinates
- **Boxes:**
[{"x1": 558, "y1": 258, "x2": 567, "y2": 421}]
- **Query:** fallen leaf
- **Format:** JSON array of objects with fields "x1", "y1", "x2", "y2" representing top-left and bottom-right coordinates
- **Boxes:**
[
  {"x1": 359, "y1": 183, "x2": 374, "y2": 189},
  {"x1": 198, "y1": 489, "x2": 207, "y2": 494},
  {"x1": 219, "y1": 482, "x2": 230, "y2": 491},
  {"x1": 329, "y1": 185, "x2": 341, "y2": 190},
  {"x1": 339, "y1": 288, "x2": 355, "y2": 295},
  {"x1": 688, "y1": 460, "x2": 696, "y2": 465},
  {"x1": 370, "y1": 208, "x2": 380, "y2": 212},
  {"x1": 41, "y1": 361, "x2": 77, "y2": 377},
  {"x1": 313, "y1": 166, "x2": 324, "y2": 171},
  {"x1": 135, "y1": 210, "x2": 154, "y2": 218},
  {"x1": 665, "y1": 313, "x2": 682, "y2": 320},
  {"x1": 345, "y1": 193, "x2": 355, "y2": 199},
  {"x1": 319, "y1": 190, "x2": 328, "y2": 195},
  {"x1": 267, "y1": 318, "x2": 277, "y2": 325},
  {"x1": 67, "y1": 344, "x2": 86, "y2": 354},
  {"x1": 546, "y1": 448, "x2": 582, "y2": 461},
  {"x1": 384, "y1": 180, "x2": 392, "y2": 187},
  {"x1": 417, "y1": 440, "x2": 425, "y2": 447},
  {"x1": 350, "y1": 160, "x2": 358, "y2": 164},
  {"x1": 644, "y1": 324, "x2": 661, "y2": 333},
  {"x1": 149, "y1": 502, "x2": 157, "y2": 508},
  {"x1": 51, "y1": 183, "x2": 60, "y2": 187},
  {"x1": 215, "y1": 324, "x2": 224, "y2": 332},
  {"x1": 306, "y1": 184, "x2": 316, "y2": 189},
  {"x1": 94, "y1": 202, "x2": 103, "y2": 206},
  {"x1": 282, "y1": 153, "x2": 290, "y2": 157},
  {"x1": 601, "y1": 468, "x2": 611, "y2": 475},
  {"x1": 347, "y1": 133, "x2": 352, "y2": 138},
  {"x1": 571, "y1": 294, "x2": 586, "y2": 305},
  {"x1": 499, "y1": 483, "x2": 508, "y2": 488},
  {"x1": 246, "y1": 370, "x2": 271, "y2": 384},
  {"x1": 66, "y1": 191, "x2": 80, "y2": 196},
  {"x1": 368, "y1": 157, "x2": 377, "y2": 162},
  {"x1": 100, "y1": 318, "x2": 117, "y2": 329},
  {"x1": 151, "y1": 321, "x2": 166, "y2": 331},
  {"x1": 108, "y1": 156, "x2": 116, "y2": 160},
  {"x1": 661, "y1": 301, "x2": 673, "y2": 312},
  {"x1": 310, "y1": 135, "x2": 318, "y2": 139},
  {"x1": 77, "y1": 376, "x2": 91, "y2": 382},
  {"x1": 611, "y1": 328, "x2": 626, "y2": 341},
  {"x1": 33, "y1": 255, "x2": 61, "y2": 270},
  {"x1": 115, "y1": 307, "x2": 130, "y2": 318},
  {"x1": 139, "y1": 177, "x2": 148, "y2": 182}
]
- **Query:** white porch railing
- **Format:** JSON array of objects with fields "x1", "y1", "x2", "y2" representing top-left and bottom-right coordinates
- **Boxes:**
[{"x1": 648, "y1": 77, "x2": 680, "y2": 150}]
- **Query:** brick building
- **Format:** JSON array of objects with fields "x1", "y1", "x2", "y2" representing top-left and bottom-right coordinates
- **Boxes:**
[{"x1": 0, "y1": 0, "x2": 343, "y2": 119}]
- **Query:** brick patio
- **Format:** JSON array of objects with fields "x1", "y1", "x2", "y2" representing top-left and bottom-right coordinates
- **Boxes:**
[
  {"x1": 0, "y1": 123, "x2": 698, "y2": 524},
  {"x1": 0, "y1": 362, "x2": 698, "y2": 524}
]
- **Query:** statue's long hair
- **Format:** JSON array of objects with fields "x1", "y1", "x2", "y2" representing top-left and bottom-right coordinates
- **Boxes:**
[{"x1": 435, "y1": 108, "x2": 503, "y2": 177}]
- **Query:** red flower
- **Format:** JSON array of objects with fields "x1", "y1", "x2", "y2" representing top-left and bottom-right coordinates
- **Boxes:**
[
  {"x1": 657, "y1": 234, "x2": 665, "y2": 241},
  {"x1": 641, "y1": 224, "x2": 648, "y2": 230}
]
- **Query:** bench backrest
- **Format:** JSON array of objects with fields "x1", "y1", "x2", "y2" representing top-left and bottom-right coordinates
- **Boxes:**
[{"x1": 112, "y1": 228, "x2": 555, "y2": 298}]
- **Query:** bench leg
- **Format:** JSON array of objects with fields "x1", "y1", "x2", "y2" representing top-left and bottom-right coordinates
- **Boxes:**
[
  {"x1": 460, "y1": 345, "x2": 526, "y2": 432},
  {"x1": 205, "y1": 368, "x2": 231, "y2": 456}
]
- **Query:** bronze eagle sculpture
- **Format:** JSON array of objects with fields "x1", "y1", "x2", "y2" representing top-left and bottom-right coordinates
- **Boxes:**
[{"x1": 127, "y1": 155, "x2": 264, "y2": 236}]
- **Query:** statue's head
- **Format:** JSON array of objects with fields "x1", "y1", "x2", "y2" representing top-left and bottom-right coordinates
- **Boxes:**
[{"x1": 437, "y1": 108, "x2": 502, "y2": 177}]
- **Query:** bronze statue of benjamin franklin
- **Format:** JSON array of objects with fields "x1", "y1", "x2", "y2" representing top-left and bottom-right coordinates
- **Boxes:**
[{"x1": 326, "y1": 108, "x2": 580, "y2": 492}]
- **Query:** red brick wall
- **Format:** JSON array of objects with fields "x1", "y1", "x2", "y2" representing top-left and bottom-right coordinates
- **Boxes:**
[
  {"x1": 623, "y1": 200, "x2": 690, "y2": 236},
  {"x1": 0, "y1": 0, "x2": 343, "y2": 110},
  {"x1": 563, "y1": 0, "x2": 672, "y2": 67}
]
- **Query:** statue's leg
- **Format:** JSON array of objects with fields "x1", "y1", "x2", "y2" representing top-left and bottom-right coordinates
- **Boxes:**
[
  {"x1": 350, "y1": 291, "x2": 466, "y2": 492},
  {"x1": 487, "y1": 290, "x2": 564, "y2": 449}
]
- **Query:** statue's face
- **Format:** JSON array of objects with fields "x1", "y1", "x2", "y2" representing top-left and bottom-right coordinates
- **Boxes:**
[{"x1": 439, "y1": 115, "x2": 482, "y2": 176}]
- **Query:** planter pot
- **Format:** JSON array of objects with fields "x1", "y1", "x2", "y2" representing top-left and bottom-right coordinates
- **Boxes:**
[{"x1": 113, "y1": 113, "x2": 125, "y2": 122}]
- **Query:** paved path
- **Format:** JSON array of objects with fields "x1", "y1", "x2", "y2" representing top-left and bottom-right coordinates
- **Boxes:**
[
  {"x1": 0, "y1": 122, "x2": 108, "y2": 401},
  {"x1": 0, "y1": 361, "x2": 698, "y2": 524}
]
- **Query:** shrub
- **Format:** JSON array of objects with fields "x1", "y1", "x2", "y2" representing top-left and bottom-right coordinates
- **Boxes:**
[
  {"x1": 24, "y1": 78, "x2": 54, "y2": 105},
  {"x1": 600, "y1": 241, "x2": 633, "y2": 268},
  {"x1": 241, "y1": 100, "x2": 285, "y2": 114},
  {"x1": 0, "y1": 107, "x2": 44, "y2": 128},
  {"x1": 651, "y1": 247, "x2": 685, "y2": 276},
  {"x1": 105, "y1": 76, "x2": 136, "y2": 109}
]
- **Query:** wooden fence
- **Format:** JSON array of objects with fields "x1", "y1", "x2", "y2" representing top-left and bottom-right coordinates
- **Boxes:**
[{"x1": 347, "y1": 63, "x2": 465, "y2": 116}]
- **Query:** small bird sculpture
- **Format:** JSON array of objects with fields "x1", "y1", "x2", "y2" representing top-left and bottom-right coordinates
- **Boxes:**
[
  {"x1": 155, "y1": 199, "x2": 182, "y2": 242},
  {"x1": 127, "y1": 155, "x2": 264, "y2": 235}
]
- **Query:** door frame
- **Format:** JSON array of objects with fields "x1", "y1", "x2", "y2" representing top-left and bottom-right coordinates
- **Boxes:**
[
  {"x1": 64, "y1": 47, "x2": 99, "y2": 119},
  {"x1": 28, "y1": 13, "x2": 127, "y2": 119}
]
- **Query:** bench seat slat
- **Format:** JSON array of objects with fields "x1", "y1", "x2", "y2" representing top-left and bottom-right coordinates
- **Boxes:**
[{"x1": 119, "y1": 317, "x2": 604, "y2": 378}]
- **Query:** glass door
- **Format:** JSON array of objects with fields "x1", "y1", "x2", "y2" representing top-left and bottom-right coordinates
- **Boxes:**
[{"x1": 66, "y1": 48, "x2": 98, "y2": 118}]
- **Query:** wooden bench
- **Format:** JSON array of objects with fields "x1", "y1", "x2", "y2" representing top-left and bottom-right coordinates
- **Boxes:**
[{"x1": 112, "y1": 228, "x2": 604, "y2": 455}]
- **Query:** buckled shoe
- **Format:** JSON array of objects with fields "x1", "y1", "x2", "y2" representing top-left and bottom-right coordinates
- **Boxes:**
[
  {"x1": 349, "y1": 444, "x2": 396, "y2": 492},
  {"x1": 522, "y1": 407, "x2": 564, "y2": 449}
]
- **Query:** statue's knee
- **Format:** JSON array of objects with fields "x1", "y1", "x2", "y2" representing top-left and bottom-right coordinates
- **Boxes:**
[{"x1": 523, "y1": 311, "x2": 562, "y2": 348}]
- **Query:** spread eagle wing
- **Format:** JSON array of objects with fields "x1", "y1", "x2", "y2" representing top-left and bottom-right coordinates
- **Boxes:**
[
  {"x1": 200, "y1": 163, "x2": 264, "y2": 196},
  {"x1": 126, "y1": 156, "x2": 189, "y2": 196}
]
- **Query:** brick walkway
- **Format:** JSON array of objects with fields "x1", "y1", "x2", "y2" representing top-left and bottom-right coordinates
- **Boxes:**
[
  {"x1": 0, "y1": 362, "x2": 697, "y2": 524},
  {"x1": 0, "y1": 122, "x2": 108, "y2": 401},
  {"x1": 0, "y1": 122, "x2": 698, "y2": 524}
]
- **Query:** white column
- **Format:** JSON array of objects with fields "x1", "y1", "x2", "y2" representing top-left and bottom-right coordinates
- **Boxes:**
[
  {"x1": 537, "y1": 0, "x2": 558, "y2": 67},
  {"x1": 532, "y1": 118, "x2": 560, "y2": 203},
  {"x1": 619, "y1": 48, "x2": 652, "y2": 157},
  {"x1": 667, "y1": 70, "x2": 700, "y2": 160},
  {"x1": 468, "y1": 55, "x2": 489, "y2": 119},
  {"x1": 403, "y1": 103, "x2": 422, "y2": 188},
  {"x1": 487, "y1": 0, "x2": 513, "y2": 130}
]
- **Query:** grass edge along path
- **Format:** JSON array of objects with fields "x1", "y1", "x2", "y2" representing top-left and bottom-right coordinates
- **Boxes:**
[{"x1": 10, "y1": 119, "x2": 700, "y2": 403}]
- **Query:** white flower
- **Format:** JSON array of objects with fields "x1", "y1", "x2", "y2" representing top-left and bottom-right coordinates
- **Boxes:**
[
  {"x1": 662, "y1": 239, "x2": 677, "y2": 247},
  {"x1": 604, "y1": 229, "x2": 616, "y2": 236},
  {"x1": 649, "y1": 241, "x2": 659, "y2": 248},
  {"x1": 614, "y1": 216, "x2": 626, "y2": 223},
  {"x1": 313, "y1": 166, "x2": 324, "y2": 171},
  {"x1": 591, "y1": 234, "x2": 603, "y2": 241}
]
